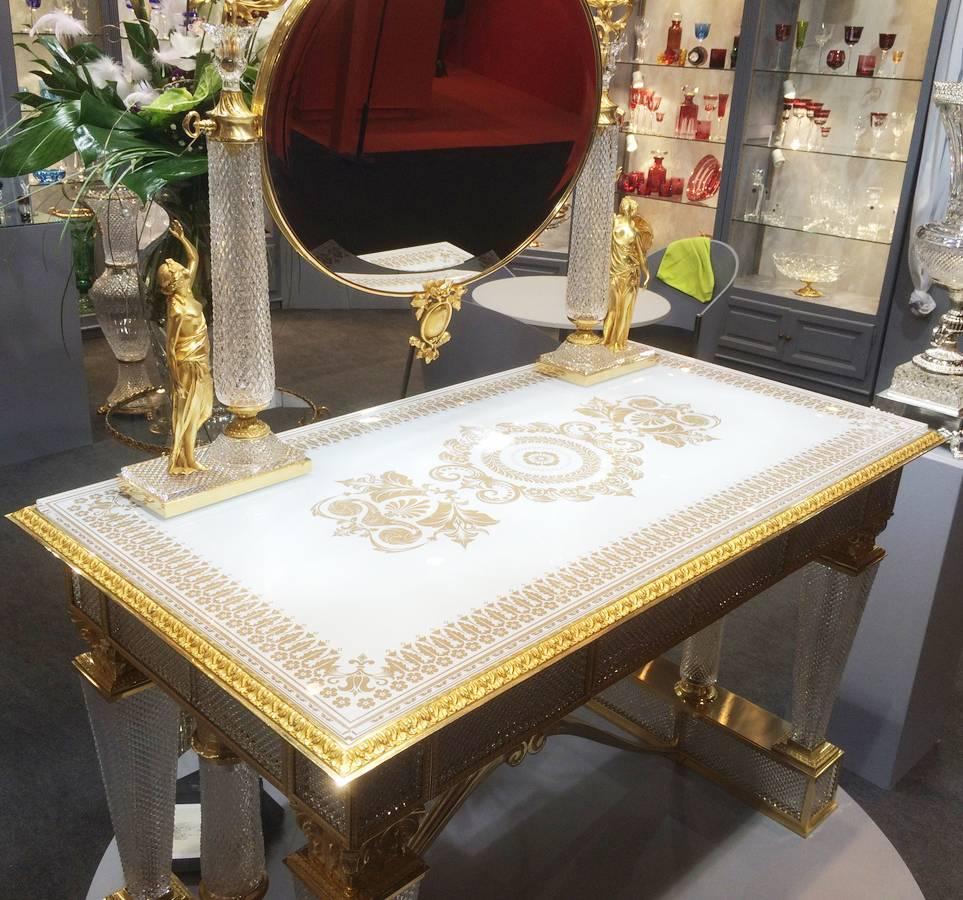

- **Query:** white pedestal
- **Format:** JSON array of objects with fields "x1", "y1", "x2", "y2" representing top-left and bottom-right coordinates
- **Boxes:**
[{"x1": 830, "y1": 446, "x2": 963, "y2": 788}]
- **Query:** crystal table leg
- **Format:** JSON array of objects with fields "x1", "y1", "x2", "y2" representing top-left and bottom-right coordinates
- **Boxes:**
[
  {"x1": 782, "y1": 558, "x2": 881, "y2": 763},
  {"x1": 675, "y1": 618, "x2": 725, "y2": 705},
  {"x1": 193, "y1": 728, "x2": 268, "y2": 900},
  {"x1": 80, "y1": 676, "x2": 186, "y2": 900}
]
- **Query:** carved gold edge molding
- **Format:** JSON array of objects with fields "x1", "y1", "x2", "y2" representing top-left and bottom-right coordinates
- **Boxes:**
[{"x1": 6, "y1": 431, "x2": 943, "y2": 782}]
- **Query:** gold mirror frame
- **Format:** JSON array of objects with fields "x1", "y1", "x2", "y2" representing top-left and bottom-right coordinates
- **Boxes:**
[{"x1": 252, "y1": 0, "x2": 602, "y2": 299}]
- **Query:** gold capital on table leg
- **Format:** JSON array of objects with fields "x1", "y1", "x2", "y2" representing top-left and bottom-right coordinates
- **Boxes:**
[
  {"x1": 193, "y1": 727, "x2": 269, "y2": 900},
  {"x1": 286, "y1": 805, "x2": 427, "y2": 900}
]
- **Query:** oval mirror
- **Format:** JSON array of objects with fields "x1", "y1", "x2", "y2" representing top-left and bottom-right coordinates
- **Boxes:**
[{"x1": 255, "y1": 0, "x2": 600, "y2": 297}]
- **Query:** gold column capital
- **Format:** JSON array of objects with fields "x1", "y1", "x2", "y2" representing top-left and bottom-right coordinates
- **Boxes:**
[{"x1": 70, "y1": 610, "x2": 150, "y2": 701}]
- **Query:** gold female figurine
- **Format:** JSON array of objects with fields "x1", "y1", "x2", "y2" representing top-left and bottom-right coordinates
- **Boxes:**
[
  {"x1": 157, "y1": 220, "x2": 213, "y2": 475},
  {"x1": 603, "y1": 197, "x2": 654, "y2": 352}
]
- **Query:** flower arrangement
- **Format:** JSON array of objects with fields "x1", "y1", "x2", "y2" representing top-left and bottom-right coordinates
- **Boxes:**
[{"x1": 0, "y1": 0, "x2": 273, "y2": 200}]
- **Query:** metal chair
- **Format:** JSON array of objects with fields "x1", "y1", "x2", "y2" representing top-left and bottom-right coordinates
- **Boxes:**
[{"x1": 631, "y1": 240, "x2": 739, "y2": 356}]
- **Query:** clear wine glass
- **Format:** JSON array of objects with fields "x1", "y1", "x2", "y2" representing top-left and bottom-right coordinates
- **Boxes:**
[
  {"x1": 634, "y1": 16, "x2": 650, "y2": 63},
  {"x1": 889, "y1": 111, "x2": 909, "y2": 158},
  {"x1": 814, "y1": 23, "x2": 833, "y2": 70},
  {"x1": 853, "y1": 112, "x2": 868, "y2": 151}
]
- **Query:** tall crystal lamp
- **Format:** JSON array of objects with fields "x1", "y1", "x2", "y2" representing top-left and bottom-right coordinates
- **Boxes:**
[
  {"x1": 120, "y1": 1, "x2": 311, "y2": 518},
  {"x1": 537, "y1": 0, "x2": 655, "y2": 385},
  {"x1": 880, "y1": 82, "x2": 963, "y2": 457}
]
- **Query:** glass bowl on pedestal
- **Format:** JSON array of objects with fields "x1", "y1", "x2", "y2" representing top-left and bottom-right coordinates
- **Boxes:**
[{"x1": 773, "y1": 253, "x2": 843, "y2": 299}]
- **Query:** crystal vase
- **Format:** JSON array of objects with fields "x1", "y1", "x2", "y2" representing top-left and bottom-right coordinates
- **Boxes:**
[
  {"x1": 914, "y1": 82, "x2": 963, "y2": 376},
  {"x1": 86, "y1": 183, "x2": 157, "y2": 413}
]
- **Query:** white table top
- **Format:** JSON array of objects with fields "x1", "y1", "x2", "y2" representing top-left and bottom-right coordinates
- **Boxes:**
[
  {"x1": 19, "y1": 355, "x2": 936, "y2": 782},
  {"x1": 473, "y1": 274, "x2": 672, "y2": 329}
]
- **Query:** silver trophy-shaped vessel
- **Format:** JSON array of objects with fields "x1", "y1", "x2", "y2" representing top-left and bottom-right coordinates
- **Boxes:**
[{"x1": 881, "y1": 82, "x2": 963, "y2": 456}]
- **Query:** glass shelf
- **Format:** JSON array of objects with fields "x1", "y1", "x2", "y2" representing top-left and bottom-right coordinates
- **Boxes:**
[
  {"x1": 622, "y1": 189, "x2": 718, "y2": 211},
  {"x1": 622, "y1": 129, "x2": 727, "y2": 147},
  {"x1": 617, "y1": 59, "x2": 736, "y2": 75},
  {"x1": 753, "y1": 65, "x2": 923, "y2": 84},
  {"x1": 743, "y1": 138, "x2": 908, "y2": 164},
  {"x1": 732, "y1": 215, "x2": 892, "y2": 246}
]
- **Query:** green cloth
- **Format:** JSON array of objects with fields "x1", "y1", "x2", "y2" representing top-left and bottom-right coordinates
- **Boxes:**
[{"x1": 656, "y1": 237, "x2": 715, "y2": 303}]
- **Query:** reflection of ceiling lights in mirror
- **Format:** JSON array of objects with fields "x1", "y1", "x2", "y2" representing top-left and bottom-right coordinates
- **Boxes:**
[{"x1": 254, "y1": 0, "x2": 601, "y2": 296}]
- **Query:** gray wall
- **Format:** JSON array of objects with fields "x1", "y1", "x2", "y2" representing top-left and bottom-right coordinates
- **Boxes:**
[{"x1": 0, "y1": 223, "x2": 92, "y2": 466}]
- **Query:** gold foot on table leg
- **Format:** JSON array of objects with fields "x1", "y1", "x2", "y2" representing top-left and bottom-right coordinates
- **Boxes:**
[{"x1": 106, "y1": 875, "x2": 192, "y2": 900}]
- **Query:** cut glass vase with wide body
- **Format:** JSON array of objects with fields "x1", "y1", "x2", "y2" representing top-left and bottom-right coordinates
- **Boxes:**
[{"x1": 86, "y1": 183, "x2": 158, "y2": 414}]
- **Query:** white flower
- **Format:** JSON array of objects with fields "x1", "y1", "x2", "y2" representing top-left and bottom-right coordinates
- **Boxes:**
[
  {"x1": 123, "y1": 81, "x2": 159, "y2": 109},
  {"x1": 86, "y1": 57, "x2": 130, "y2": 96},
  {"x1": 30, "y1": 11, "x2": 89, "y2": 43},
  {"x1": 125, "y1": 56, "x2": 151, "y2": 84},
  {"x1": 153, "y1": 31, "x2": 201, "y2": 71}
]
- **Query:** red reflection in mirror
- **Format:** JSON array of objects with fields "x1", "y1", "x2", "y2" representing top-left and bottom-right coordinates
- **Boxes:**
[{"x1": 261, "y1": 0, "x2": 598, "y2": 293}]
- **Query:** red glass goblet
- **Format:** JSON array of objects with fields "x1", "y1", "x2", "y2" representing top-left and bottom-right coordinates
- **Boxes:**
[{"x1": 826, "y1": 49, "x2": 845, "y2": 71}]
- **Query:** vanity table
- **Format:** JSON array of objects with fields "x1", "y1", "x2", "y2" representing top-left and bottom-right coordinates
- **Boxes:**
[{"x1": 10, "y1": 353, "x2": 938, "y2": 899}]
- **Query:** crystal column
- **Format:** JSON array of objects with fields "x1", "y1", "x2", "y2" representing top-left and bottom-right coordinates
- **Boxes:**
[
  {"x1": 208, "y1": 138, "x2": 276, "y2": 418},
  {"x1": 788, "y1": 561, "x2": 879, "y2": 751},
  {"x1": 676, "y1": 618, "x2": 725, "y2": 704},
  {"x1": 565, "y1": 125, "x2": 621, "y2": 329},
  {"x1": 196, "y1": 739, "x2": 268, "y2": 900},
  {"x1": 81, "y1": 680, "x2": 181, "y2": 900}
]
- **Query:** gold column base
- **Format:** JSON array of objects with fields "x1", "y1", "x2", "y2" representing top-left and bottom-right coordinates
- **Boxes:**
[
  {"x1": 120, "y1": 448, "x2": 311, "y2": 519},
  {"x1": 590, "y1": 658, "x2": 844, "y2": 837},
  {"x1": 536, "y1": 339, "x2": 659, "y2": 386},
  {"x1": 198, "y1": 876, "x2": 269, "y2": 900},
  {"x1": 107, "y1": 875, "x2": 192, "y2": 900}
]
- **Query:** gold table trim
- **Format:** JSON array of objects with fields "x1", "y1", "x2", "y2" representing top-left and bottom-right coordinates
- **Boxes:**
[{"x1": 7, "y1": 430, "x2": 942, "y2": 782}]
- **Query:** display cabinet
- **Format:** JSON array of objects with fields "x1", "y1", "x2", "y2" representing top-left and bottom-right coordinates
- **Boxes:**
[{"x1": 702, "y1": 0, "x2": 951, "y2": 402}]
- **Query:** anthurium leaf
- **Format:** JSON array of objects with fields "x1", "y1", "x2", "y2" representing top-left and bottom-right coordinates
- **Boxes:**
[
  {"x1": 73, "y1": 123, "x2": 161, "y2": 162},
  {"x1": 66, "y1": 42, "x2": 104, "y2": 64},
  {"x1": 0, "y1": 102, "x2": 80, "y2": 175},
  {"x1": 123, "y1": 20, "x2": 158, "y2": 72},
  {"x1": 122, "y1": 154, "x2": 208, "y2": 200},
  {"x1": 12, "y1": 91, "x2": 49, "y2": 108},
  {"x1": 192, "y1": 62, "x2": 220, "y2": 105},
  {"x1": 79, "y1": 92, "x2": 149, "y2": 132}
]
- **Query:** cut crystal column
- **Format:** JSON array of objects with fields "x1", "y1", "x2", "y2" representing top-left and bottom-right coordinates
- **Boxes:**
[
  {"x1": 208, "y1": 137, "x2": 276, "y2": 417},
  {"x1": 81, "y1": 680, "x2": 180, "y2": 900},
  {"x1": 788, "y1": 561, "x2": 879, "y2": 751},
  {"x1": 565, "y1": 125, "x2": 621, "y2": 327},
  {"x1": 676, "y1": 618, "x2": 725, "y2": 704},
  {"x1": 198, "y1": 752, "x2": 267, "y2": 899}
]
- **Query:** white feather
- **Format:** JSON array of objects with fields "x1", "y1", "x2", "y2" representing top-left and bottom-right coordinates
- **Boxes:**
[
  {"x1": 125, "y1": 57, "x2": 151, "y2": 84},
  {"x1": 30, "y1": 11, "x2": 89, "y2": 43},
  {"x1": 124, "y1": 81, "x2": 160, "y2": 109},
  {"x1": 86, "y1": 56, "x2": 129, "y2": 95},
  {"x1": 153, "y1": 32, "x2": 201, "y2": 71}
]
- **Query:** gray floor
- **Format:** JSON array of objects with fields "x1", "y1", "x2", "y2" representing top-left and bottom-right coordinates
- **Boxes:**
[{"x1": 3, "y1": 309, "x2": 961, "y2": 898}]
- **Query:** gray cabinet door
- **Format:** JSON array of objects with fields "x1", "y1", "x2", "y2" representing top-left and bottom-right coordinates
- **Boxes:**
[
  {"x1": 716, "y1": 295, "x2": 786, "y2": 361},
  {"x1": 785, "y1": 309, "x2": 875, "y2": 381},
  {"x1": 711, "y1": 293, "x2": 877, "y2": 399}
]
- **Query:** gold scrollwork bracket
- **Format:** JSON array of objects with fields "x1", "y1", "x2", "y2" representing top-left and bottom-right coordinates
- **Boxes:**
[
  {"x1": 69, "y1": 608, "x2": 151, "y2": 701},
  {"x1": 505, "y1": 733, "x2": 548, "y2": 767},
  {"x1": 409, "y1": 279, "x2": 465, "y2": 364}
]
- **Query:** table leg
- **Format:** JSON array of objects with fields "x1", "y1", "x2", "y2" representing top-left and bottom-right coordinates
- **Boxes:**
[
  {"x1": 675, "y1": 619, "x2": 725, "y2": 705},
  {"x1": 286, "y1": 805, "x2": 427, "y2": 900},
  {"x1": 193, "y1": 727, "x2": 268, "y2": 900},
  {"x1": 78, "y1": 649, "x2": 187, "y2": 900},
  {"x1": 779, "y1": 556, "x2": 881, "y2": 766}
]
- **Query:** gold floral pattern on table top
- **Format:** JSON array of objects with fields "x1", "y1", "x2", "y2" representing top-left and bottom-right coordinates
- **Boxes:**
[{"x1": 312, "y1": 395, "x2": 721, "y2": 552}]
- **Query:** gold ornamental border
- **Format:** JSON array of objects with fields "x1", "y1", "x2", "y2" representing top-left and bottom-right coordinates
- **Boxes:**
[{"x1": 7, "y1": 431, "x2": 942, "y2": 782}]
